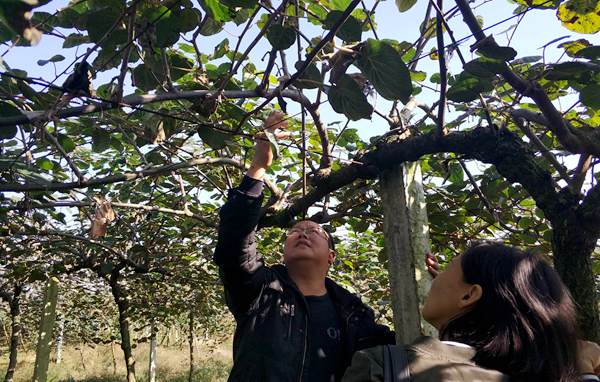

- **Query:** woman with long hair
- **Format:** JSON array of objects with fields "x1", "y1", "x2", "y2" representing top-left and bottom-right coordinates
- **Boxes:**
[{"x1": 342, "y1": 242, "x2": 579, "y2": 382}]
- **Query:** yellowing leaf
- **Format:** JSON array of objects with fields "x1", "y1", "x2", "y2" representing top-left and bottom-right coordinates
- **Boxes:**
[
  {"x1": 513, "y1": 0, "x2": 561, "y2": 8},
  {"x1": 558, "y1": 39, "x2": 591, "y2": 57},
  {"x1": 90, "y1": 195, "x2": 116, "y2": 239},
  {"x1": 557, "y1": 0, "x2": 600, "y2": 34}
]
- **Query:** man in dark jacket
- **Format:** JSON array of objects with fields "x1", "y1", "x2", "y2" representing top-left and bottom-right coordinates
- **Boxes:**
[{"x1": 214, "y1": 112, "x2": 395, "y2": 382}]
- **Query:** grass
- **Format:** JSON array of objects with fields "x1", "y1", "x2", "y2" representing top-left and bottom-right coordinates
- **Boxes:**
[{"x1": 0, "y1": 340, "x2": 232, "y2": 382}]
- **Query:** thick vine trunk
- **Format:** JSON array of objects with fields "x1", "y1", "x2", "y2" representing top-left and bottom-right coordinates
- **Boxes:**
[
  {"x1": 552, "y1": 222, "x2": 600, "y2": 342},
  {"x1": 109, "y1": 271, "x2": 137, "y2": 382},
  {"x1": 4, "y1": 285, "x2": 22, "y2": 382},
  {"x1": 111, "y1": 341, "x2": 117, "y2": 375}
]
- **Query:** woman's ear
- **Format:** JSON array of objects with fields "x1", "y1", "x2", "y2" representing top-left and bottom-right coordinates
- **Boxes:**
[{"x1": 459, "y1": 284, "x2": 482, "y2": 309}]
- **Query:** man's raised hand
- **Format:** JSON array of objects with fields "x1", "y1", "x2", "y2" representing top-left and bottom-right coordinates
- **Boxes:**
[{"x1": 247, "y1": 111, "x2": 290, "y2": 180}]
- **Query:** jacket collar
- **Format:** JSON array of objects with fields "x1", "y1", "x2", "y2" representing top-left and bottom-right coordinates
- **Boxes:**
[
  {"x1": 409, "y1": 336, "x2": 477, "y2": 364},
  {"x1": 271, "y1": 264, "x2": 362, "y2": 311}
]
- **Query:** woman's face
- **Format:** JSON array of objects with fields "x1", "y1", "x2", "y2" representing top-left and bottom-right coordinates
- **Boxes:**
[{"x1": 422, "y1": 255, "x2": 482, "y2": 330}]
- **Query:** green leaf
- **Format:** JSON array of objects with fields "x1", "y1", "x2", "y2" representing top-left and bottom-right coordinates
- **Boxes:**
[
  {"x1": 36, "y1": 158, "x2": 54, "y2": 171},
  {"x1": 174, "y1": 8, "x2": 200, "y2": 33},
  {"x1": 154, "y1": 7, "x2": 180, "y2": 48},
  {"x1": 199, "y1": 0, "x2": 233, "y2": 22},
  {"x1": 92, "y1": 131, "x2": 111, "y2": 152},
  {"x1": 576, "y1": 45, "x2": 600, "y2": 60},
  {"x1": 221, "y1": 0, "x2": 258, "y2": 8},
  {"x1": 557, "y1": 0, "x2": 600, "y2": 34},
  {"x1": 37, "y1": 54, "x2": 65, "y2": 66},
  {"x1": 580, "y1": 84, "x2": 600, "y2": 110},
  {"x1": 0, "y1": 101, "x2": 21, "y2": 139},
  {"x1": 410, "y1": 71, "x2": 426, "y2": 82},
  {"x1": 447, "y1": 73, "x2": 493, "y2": 102},
  {"x1": 132, "y1": 65, "x2": 159, "y2": 91},
  {"x1": 395, "y1": 0, "x2": 418, "y2": 12},
  {"x1": 477, "y1": 46, "x2": 517, "y2": 61},
  {"x1": 62, "y1": 33, "x2": 89, "y2": 48},
  {"x1": 324, "y1": 11, "x2": 362, "y2": 42},
  {"x1": 464, "y1": 58, "x2": 507, "y2": 78},
  {"x1": 169, "y1": 53, "x2": 194, "y2": 81},
  {"x1": 199, "y1": 16, "x2": 223, "y2": 35},
  {"x1": 307, "y1": 3, "x2": 327, "y2": 24},
  {"x1": 330, "y1": 0, "x2": 352, "y2": 10},
  {"x1": 266, "y1": 25, "x2": 296, "y2": 50},
  {"x1": 355, "y1": 39, "x2": 413, "y2": 102},
  {"x1": 212, "y1": 38, "x2": 230, "y2": 59},
  {"x1": 511, "y1": 55, "x2": 543, "y2": 65},
  {"x1": 57, "y1": 134, "x2": 76, "y2": 153},
  {"x1": 448, "y1": 162, "x2": 464, "y2": 184},
  {"x1": 264, "y1": 130, "x2": 280, "y2": 160},
  {"x1": 545, "y1": 61, "x2": 592, "y2": 80},
  {"x1": 86, "y1": 8, "x2": 126, "y2": 48},
  {"x1": 197, "y1": 127, "x2": 229, "y2": 149},
  {"x1": 328, "y1": 74, "x2": 373, "y2": 120},
  {"x1": 294, "y1": 61, "x2": 323, "y2": 89}
]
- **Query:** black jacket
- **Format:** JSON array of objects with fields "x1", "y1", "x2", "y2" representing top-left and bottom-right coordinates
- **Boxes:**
[{"x1": 214, "y1": 176, "x2": 395, "y2": 382}]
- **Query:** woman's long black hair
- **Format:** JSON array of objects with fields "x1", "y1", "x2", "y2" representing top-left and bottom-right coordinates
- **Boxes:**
[{"x1": 439, "y1": 242, "x2": 578, "y2": 382}]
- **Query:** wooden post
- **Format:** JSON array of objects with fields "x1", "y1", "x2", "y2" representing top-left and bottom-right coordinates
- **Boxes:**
[
  {"x1": 380, "y1": 162, "x2": 437, "y2": 344},
  {"x1": 148, "y1": 321, "x2": 157, "y2": 382},
  {"x1": 32, "y1": 277, "x2": 59, "y2": 382},
  {"x1": 188, "y1": 310, "x2": 194, "y2": 382},
  {"x1": 54, "y1": 314, "x2": 64, "y2": 365}
]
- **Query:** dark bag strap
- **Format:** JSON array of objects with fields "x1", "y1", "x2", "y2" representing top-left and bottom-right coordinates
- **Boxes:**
[{"x1": 383, "y1": 345, "x2": 411, "y2": 382}]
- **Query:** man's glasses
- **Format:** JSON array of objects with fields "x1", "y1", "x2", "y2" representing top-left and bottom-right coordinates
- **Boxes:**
[{"x1": 286, "y1": 227, "x2": 330, "y2": 240}]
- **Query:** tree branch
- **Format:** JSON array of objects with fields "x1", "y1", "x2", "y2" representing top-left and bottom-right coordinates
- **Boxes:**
[
  {"x1": 511, "y1": 113, "x2": 569, "y2": 184},
  {"x1": 235, "y1": 0, "x2": 364, "y2": 130},
  {"x1": 261, "y1": 127, "x2": 565, "y2": 227},
  {"x1": 570, "y1": 154, "x2": 592, "y2": 194},
  {"x1": 114, "y1": 2, "x2": 136, "y2": 103},
  {"x1": 42, "y1": 123, "x2": 85, "y2": 183},
  {"x1": 454, "y1": 0, "x2": 600, "y2": 155},
  {"x1": 5, "y1": 200, "x2": 215, "y2": 227},
  {"x1": 434, "y1": 0, "x2": 448, "y2": 136},
  {"x1": 220, "y1": 1, "x2": 287, "y2": 90},
  {"x1": 0, "y1": 157, "x2": 280, "y2": 198},
  {"x1": 0, "y1": 89, "x2": 317, "y2": 127}
]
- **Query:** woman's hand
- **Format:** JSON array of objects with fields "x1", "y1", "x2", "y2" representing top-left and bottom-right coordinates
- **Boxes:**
[
  {"x1": 247, "y1": 111, "x2": 289, "y2": 180},
  {"x1": 426, "y1": 253, "x2": 441, "y2": 278}
]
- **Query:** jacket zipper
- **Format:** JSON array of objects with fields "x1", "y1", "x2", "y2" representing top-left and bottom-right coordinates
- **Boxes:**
[
  {"x1": 288, "y1": 304, "x2": 295, "y2": 338},
  {"x1": 298, "y1": 313, "x2": 308, "y2": 382}
]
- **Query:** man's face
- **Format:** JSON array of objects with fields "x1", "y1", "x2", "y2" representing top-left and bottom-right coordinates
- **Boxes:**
[{"x1": 283, "y1": 220, "x2": 335, "y2": 271}]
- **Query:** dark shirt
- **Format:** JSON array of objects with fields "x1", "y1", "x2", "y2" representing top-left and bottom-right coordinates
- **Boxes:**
[{"x1": 305, "y1": 293, "x2": 344, "y2": 382}]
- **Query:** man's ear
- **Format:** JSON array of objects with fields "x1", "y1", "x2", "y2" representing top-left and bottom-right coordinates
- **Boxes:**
[
  {"x1": 459, "y1": 284, "x2": 482, "y2": 309},
  {"x1": 328, "y1": 250, "x2": 336, "y2": 266}
]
